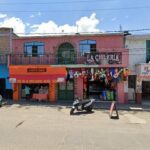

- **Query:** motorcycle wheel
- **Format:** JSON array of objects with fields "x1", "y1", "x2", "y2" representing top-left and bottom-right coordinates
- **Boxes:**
[
  {"x1": 86, "y1": 106, "x2": 93, "y2": 112},
  {"x1": 70, "y1": 108, "x2": 75, "y2": 115}
]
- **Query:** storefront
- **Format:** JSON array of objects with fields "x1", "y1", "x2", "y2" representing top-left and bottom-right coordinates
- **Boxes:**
[
  {"x1": 0, "y1": 65, "x2": 12, "y2": 99},
  {"x1": 135, "y1": 63, "x2": 150, "y2": 103},
  {"x1": 9, "y1": 65, "x2": 67, "y2": 102},
  {"x1": 66, "y1": 66, "x2": 129, "y2": 103}
]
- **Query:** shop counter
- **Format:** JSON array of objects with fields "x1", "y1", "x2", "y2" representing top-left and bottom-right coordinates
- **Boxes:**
[{"x1": 32, "y1": 94, "x2": 48, "y2": 101}]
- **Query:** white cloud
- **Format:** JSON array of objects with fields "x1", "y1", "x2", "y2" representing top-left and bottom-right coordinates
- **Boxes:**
[
  {"x1": 76, "y1": 13, "x2": 100, "y2": 32},
  {"x1": 30, "y1": 13, "x2": 100, "y2": 35},
  {"x1": 0, "y1": 12, "x2": 101, "y2": 36},
  {"x1": 0, "y1": 13, "x2": 7, "y2": 19},
  {"x1": 0, "y1": 17, "x2": 26, "y2": 34}
]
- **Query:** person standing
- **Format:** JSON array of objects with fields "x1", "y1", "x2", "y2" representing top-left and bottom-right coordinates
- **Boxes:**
[{"x1": 25, "y1": 85, "x2": 31, "y2": 100}]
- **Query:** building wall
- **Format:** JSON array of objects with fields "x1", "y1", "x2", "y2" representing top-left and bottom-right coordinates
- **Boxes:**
[
  {"x1": 126, "y1": 35, "x2": 149, "y2": 74},
  {"x1": 0, "y1": 28, "x2": 13, "y2": 53},
  {"x1": 11, "y1": 34, "x2": 129, "y2": 103},
  {"x1": 12, "y1": 34, "x2": 125, "y2": 53}
]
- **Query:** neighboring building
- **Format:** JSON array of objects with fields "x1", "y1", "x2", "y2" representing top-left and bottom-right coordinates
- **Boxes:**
[
  {"x1": 0, "y1": 28, "x2": 16, "y2": 98},
  {"x1": 9, "y1": 33, "x2": 129, "y2": 103},
  {"x1": 126, "y1": 34, "x2": 150, "y2": 103}
]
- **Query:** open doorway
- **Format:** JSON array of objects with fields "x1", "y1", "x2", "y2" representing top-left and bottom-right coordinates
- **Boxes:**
[
  {"x1": 0, "y1": 78, "x2": 6, "y2": 98},
  {"x1": 142, "y1": 81, "x2": 150, "y2": 101},
  {"x1": 21, "y1": 83, "x2": 49, "y2": 102}
]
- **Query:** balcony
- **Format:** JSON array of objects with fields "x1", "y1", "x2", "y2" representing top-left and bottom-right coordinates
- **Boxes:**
[
  {"x1": 0, "y1": 54, "x2": 8, "y2": 65},
  {"x1": 9, "y1": 52, "x2": 123, "y2": 67}
]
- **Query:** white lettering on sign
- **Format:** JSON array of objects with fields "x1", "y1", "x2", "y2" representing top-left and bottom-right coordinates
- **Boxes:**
[{"x1": 86, "y1": 52, "x2": 121, "y2": 65}]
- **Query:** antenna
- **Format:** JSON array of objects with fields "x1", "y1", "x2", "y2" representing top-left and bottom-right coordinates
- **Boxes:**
[{"x1": 119, "y1": 24, "x2": 122, "y2": 32}]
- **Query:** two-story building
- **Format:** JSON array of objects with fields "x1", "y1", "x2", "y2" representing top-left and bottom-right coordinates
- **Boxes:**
[
  {"x1": 126, "y1": 34, "x2": 150, "y2": 104},
  {"x1": 0, "y1": 28, "x2": 15, "y2": 99},
  {"x1": 9, "y1": 33, "x2": 129, "y2": 103}
]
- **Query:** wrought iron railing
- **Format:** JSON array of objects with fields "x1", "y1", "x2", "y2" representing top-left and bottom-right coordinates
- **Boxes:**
[
  {"x1": 0, "y1": 54, "x2": 8, "y2": 65},
  {"x1": 9, "y1": 52, "x2": 123, "y2": 65}
]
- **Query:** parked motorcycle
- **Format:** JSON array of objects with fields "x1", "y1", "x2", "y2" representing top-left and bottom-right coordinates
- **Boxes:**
[
  {"x1": 70, "y1": 97, "x2": 95, "y2": 115},
  {"x1": 0, "y1": 94, "x2": 3, "y2": 107}
]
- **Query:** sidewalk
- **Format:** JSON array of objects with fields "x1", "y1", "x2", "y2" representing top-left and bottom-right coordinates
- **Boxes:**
[
  {"x1": 94, "y1": 101, "x2": 150, "y2": 112},
  {"x1": 2, "y1": 99, "x2": 150, "y2": 112}
]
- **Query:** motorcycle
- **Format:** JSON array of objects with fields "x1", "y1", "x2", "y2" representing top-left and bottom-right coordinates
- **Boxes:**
[
  {"x1": 0, "y1": 94, "x2": 3, "y2": 107},
  {"x1": 70, "y1": 97, "x2": 95, "y2": 115}
]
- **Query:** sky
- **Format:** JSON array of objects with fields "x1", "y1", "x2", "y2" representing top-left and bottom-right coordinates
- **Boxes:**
[{"x1": 0, "y1": 0, "x2": 150, "y2": 36}]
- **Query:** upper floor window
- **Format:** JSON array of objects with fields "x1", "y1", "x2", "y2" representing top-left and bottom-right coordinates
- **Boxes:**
[
  {"x1": 146, "y1": 40, "x2": 150, "y2": 63},
  {"x1": 24, "y1": 42, "x2": 44, "y2": 57},
  {"x1": 79, "y1": 40, "x2": 96, "y2": 54}
]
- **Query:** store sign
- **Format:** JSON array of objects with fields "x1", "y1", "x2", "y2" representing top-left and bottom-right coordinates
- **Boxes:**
[
  {"x1": 27, "y1": 68, "x2": 47, "y2": 73},
  {"x1": 141, "y1": 64, "x2": 150, "y2": 75},
  {"x1": 17, "y1": 80, "x2": 51, "y2": 83},
  {"x1": 85, "y1": 52, "x2": 122, "y2": 65}
]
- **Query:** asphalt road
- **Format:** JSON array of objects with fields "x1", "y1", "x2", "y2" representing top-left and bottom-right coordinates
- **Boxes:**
[{"x1": 0, "y1": 104, "x2": 150, "y2": 150}]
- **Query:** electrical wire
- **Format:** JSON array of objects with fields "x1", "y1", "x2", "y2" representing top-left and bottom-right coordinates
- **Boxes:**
[
  {"x1": 0, "y1": 0, "x2": 115, "y2": 5},
  {"x1": 0, "y1": 5, "x2": 150, "y2": 13}
]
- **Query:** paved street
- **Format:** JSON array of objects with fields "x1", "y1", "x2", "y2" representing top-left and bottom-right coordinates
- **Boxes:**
[{"x1": 0, "y1": 104, "x2": 150, "y2": 150}]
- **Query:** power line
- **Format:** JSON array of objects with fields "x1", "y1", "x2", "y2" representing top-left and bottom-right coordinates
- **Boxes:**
[
  {"x1": 0, "y1": 0, "x2": 116, "y2": 5},
  {"x1": 0, "y1": 6, "x2": 150, "y2": 13}
]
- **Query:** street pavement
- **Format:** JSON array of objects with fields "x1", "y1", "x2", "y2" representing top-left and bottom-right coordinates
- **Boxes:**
[{"x1": 0, "y1": 103, "x2": 150, "y2": 150}]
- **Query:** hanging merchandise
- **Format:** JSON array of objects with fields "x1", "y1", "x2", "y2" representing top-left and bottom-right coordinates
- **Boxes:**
[
  {"x1": 123, "y1": 68, "x2": 129, "y2": 77},
  {"x1": 74, "y1": 71, "x2": 80, "y2": 78},
  {"x1": 69, "y1": 70, "x2": 74, "y2": 79},
  {"x1": 81, "y1": 70, "x2": 86, "y2": 78},
  {"x1": 110, "y1": 68, "x2": 115, "y2": 78},
  {"x1": 99, "y1": 68, "x2": 106, "y2": 83},
  {"x1": 106, "y1": 71, "x2": 113, "y2": 82},
  {"x1": 94, "y1": 70, "x2": 100, "y2": 81},
  {"x1": 123, "y1": 68, "x2": 129, "y2": 81},
  {"x1": 90, "y1": 68, "x2": 94, "y2": 81},
  {"x1": 113, "y1": 68, "x2": 123, "y2": 80}
]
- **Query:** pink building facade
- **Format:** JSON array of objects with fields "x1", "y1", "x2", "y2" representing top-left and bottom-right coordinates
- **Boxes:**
[{"x1": 10, "y1": 33, "x2": 129, "y2": 103}]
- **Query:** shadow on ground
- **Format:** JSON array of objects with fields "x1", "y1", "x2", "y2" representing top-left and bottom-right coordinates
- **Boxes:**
[{"x1": 70, "y1": 111, "x2": 95, "y2": 116}]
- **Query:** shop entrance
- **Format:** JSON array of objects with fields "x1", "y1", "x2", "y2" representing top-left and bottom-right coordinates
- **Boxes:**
[
  {"x1": 21, "y1": 83, "x2": 49, "y2": 101},
  {"x1": 58, "y1": 80, "x2": 74, "y2": 101},
  {"x1": 142, "y1": 81, "x2": 150, "y2": 100},
  {"x1": 86, "y1": 80, "x2": 116, "y2": 100},
  {"x1": 0, "y1": 78, "x2": 6, "y2": 98}
]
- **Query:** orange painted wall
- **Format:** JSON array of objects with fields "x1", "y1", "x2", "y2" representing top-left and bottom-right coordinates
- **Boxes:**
[
  {"x1": 9, "y1": 65, "x2": 67, "y2": 75},
  {"x1": 13, "y1": 83, "x2": 20, "y2": 101},
  {"x1": 49, "y1": 82, "x2": 56, "y2": 102}
]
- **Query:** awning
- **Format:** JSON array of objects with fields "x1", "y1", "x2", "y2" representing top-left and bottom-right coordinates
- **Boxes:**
[{"x1": 9, "y1": 65, "x2": 67, "y2": 83}]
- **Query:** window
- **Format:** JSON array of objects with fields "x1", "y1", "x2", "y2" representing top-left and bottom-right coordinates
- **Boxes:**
[
  {"x1": 146, "y1": 40, "x2": 150, "y2": 63},
  {"x1": 24, "y1": 42, "x2": 44, "y2": 57},
  {"x1": 57, "y1": 42, "x2": 75, "y2": 64},
  {"x1": 80, "y1": 40, "x2": 96, "y2": 54}
]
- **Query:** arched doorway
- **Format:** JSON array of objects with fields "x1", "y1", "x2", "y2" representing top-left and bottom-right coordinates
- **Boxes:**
[{"x1": 57, "y1": 42, "x2": 76, "y2": 64}]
